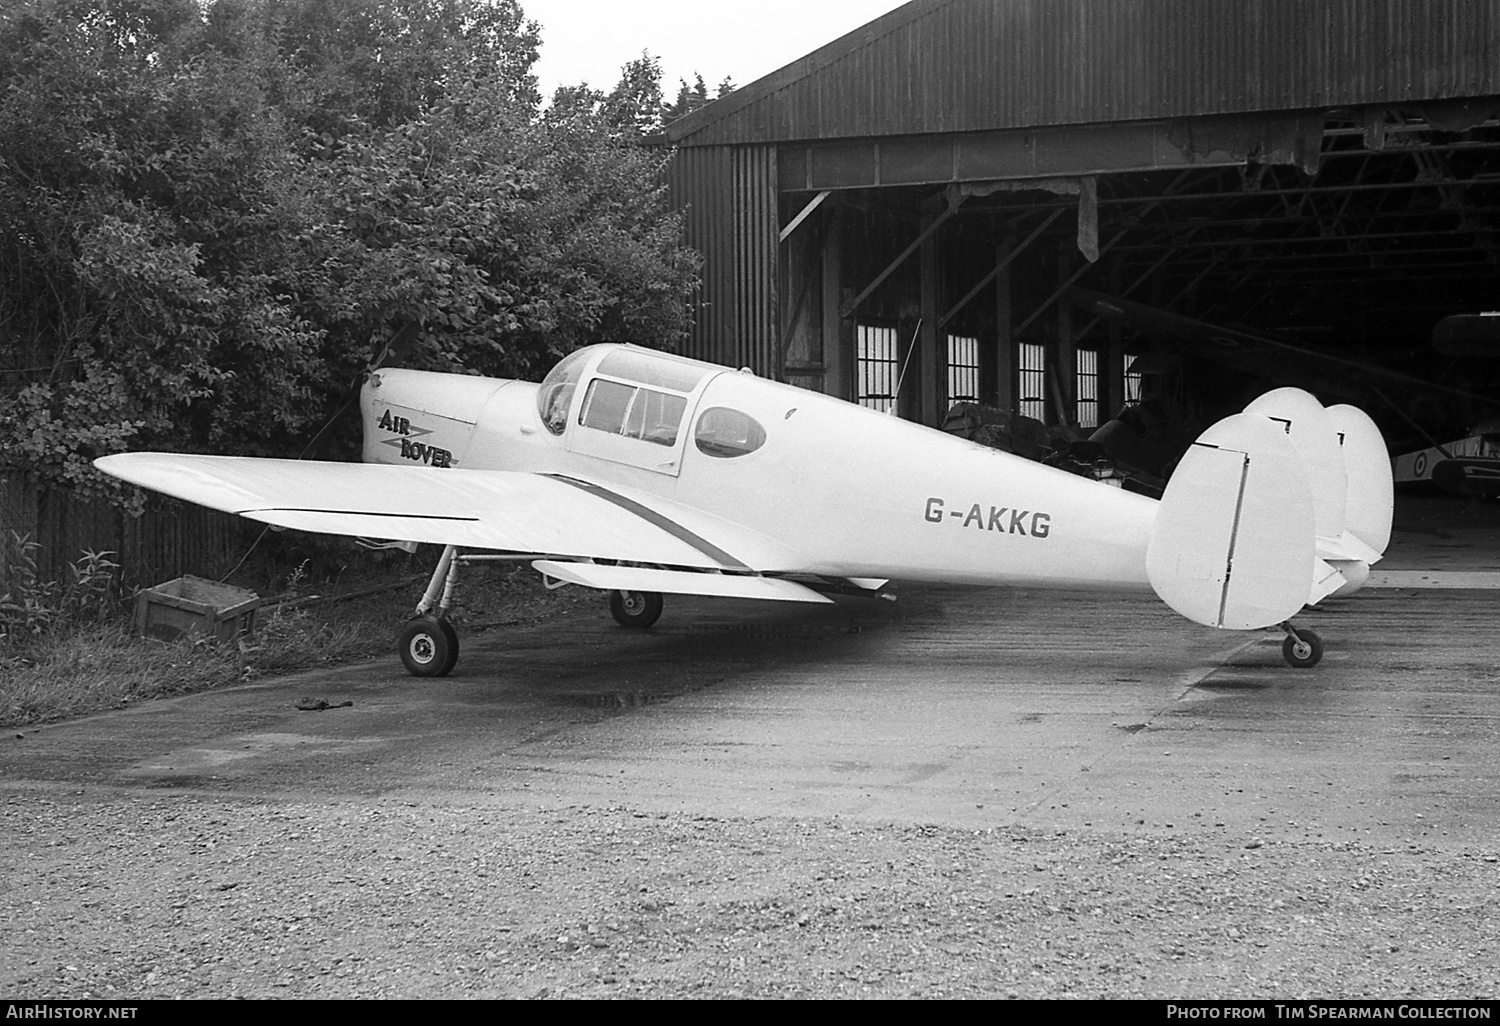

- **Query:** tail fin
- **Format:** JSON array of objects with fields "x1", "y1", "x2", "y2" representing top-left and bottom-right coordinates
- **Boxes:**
[
  {"x1": 1243, "y1": 389, "x2": 1346, "y2": 542},
  {"x1": 1147, "y1": 413, "x2": 1316, "y2": 630},
  {"x1": 1239, "y1": 389, "x2": 1393, "y2": 598},
  {"x1": 1242, "y1": 388, "x2": 1368, "y2": 601},
  {"x1": 1326, "y1": 404, "x2": 1393, "y2": 559},
  {"x1": 1148, "y1": 390, "x2": 1395, "y2": 627}
]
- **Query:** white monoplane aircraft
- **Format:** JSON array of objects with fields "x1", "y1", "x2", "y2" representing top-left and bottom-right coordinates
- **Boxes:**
[{"x1": 95, "y1": 343, "x2": 1393, "y2": 676}]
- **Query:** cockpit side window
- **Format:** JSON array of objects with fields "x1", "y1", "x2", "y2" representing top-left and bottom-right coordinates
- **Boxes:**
[
  {"x1": 537, "y1": 349, "x2": 589, "y2": 435},
  {"x1": 694, "y1": 407, "x2": 766, "y2": 458},
  {"x1": 579, "y1": 379, "x2": 687, "y2": 447}
]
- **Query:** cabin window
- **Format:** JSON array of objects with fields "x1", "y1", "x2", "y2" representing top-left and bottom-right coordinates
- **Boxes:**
[
  {"x1": 578, "y1": 379, "x2": 686, "y2": 446},
  {"x1": 694, "y1": 407, "x2": 766, "y2": 458},
  {"x1": 537, "y1": 348, "x2": 589, "y2": 435}
]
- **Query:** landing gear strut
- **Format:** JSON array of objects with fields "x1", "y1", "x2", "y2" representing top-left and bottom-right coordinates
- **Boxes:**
[
  {"x1": 398, "y1": 544, "x2": 462, "y2": 677},
  {"x1": 1279, "y1": 622, "x2": 1323, "y2": 668}
]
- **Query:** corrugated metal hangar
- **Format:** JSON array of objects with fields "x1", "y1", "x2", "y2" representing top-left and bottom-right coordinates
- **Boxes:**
[{"x1": 661, "y1": 0, "x2": 1500, "y2": 472}]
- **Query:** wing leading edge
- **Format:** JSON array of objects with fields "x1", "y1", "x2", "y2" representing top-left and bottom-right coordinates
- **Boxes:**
[{"x1": 93, "y1": 453, "x2": 807, "y2": 574}]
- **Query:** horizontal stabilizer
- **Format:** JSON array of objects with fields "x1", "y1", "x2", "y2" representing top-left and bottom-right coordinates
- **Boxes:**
[
  {"x1": 1148, "y1": 414, "x2": 1316, "y2": 629},
  {"x1": 1309, "y1": 558, "x2": 1347, "y2": 606},
  {"x1": 1317, "y1": 530, "x2": 1383, "y2": 566},
  {"x1": 531, "y1": 561, "x2": 833, "y2": 603}
]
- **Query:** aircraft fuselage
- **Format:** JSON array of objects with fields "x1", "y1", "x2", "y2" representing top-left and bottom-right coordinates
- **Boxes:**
[{"x1": 360, "y1": 344, "x2": 1157, "y2": 592}]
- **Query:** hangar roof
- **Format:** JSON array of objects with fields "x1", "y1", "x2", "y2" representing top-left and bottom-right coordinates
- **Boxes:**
[{"x1": 664, "y1": 0, "x2": 1500, "y2": 147}]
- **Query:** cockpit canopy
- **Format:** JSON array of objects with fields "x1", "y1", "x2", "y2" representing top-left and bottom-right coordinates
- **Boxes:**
[
  {"x1": 536, "y1": 344, "x2": 768, "y2": 462},
  {"x1": 538, "y1": 346, "x2": 713, "y2": 438},
  {"x1": 537, "y1": 348, "x2": 589, "y2": 435}
]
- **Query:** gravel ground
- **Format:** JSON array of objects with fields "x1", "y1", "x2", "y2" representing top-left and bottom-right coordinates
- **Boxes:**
[
  {"x1": 6, "y1": 499, "x2": 1499, "y2": 1001},
  {"x1": 4, "y1": 789, "x2": 1497, "y2": 999}
]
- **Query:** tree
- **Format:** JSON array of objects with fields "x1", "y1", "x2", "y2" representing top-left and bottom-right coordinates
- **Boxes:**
[
  {"x1": 655, "y1": 69, "x2": 738, "y2": 129},
  {"x1": 0, "y1": 0, "x2": 699, "y2": 500},
  {"x1": 662, "y1": 73, "x2": 710, "y2": 125},
  {"x1": 0, "y1": 0, "x2": 323, "y2": 493},
  {"x1": 247, "y1": 0, "x2": 543, "y2": 132},
  {"x1": 603, "y1": 52, "x2": 665, "y2": 138},
  {"x1": 554, "y1": 56, "x2": 734, "y2": 134}
]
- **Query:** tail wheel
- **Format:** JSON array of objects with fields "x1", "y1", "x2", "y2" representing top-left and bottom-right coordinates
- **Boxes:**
[
  {"x1": 399, "y1": 616, "x2": 458, "y2": 677},
  {"x1": 1282, "y1": 628, "x2": 1323, "y2": 668},
  {"x1": 610, "y1": 590, "x2": 663, "y2": 629}
]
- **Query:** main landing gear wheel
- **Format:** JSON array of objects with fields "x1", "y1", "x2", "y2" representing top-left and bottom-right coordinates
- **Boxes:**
[
  {"x1": 436, "y1": 618, "x2": 459, "y2": 674},
  {"x1": 1282, "y1": 628, "x2": 1323, "y2": 668},
  {"x1": 399, "y1": 616, "x2": 459, "y2": 677},
  {"x1": 610, "y1": 589, "x2": 663, "y2": 629}
]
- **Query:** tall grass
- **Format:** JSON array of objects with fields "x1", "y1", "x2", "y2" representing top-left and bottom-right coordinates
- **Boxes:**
[
  {"x1": 2, "y1": 621, "x2": 244, "y2": 725},
  {"x1": 0, "y1": 556, "x2": 590, "y2": 727}
]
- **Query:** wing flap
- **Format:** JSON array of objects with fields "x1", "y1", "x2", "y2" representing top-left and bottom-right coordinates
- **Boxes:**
[{"x1": 531, "y1": 560, "x2": 833, "y2": 604}]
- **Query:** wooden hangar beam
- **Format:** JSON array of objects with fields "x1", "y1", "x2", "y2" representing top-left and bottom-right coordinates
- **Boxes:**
[{"x1": 775, "y1": 112, "x2": 1326, "y2": 194}]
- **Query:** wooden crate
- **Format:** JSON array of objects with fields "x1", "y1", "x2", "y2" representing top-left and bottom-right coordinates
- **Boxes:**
[{"x1": 134, "y1": 575, "x2": 261, "y2": 643}]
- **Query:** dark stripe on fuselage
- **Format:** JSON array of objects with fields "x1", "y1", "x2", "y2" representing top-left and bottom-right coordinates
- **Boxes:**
[{"x1": 545, "y1": 475, "x2": 749, "y2": 570}]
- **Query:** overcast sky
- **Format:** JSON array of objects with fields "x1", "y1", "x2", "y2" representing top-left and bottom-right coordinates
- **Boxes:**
[{"x1": 521, "y1": 1, "x2": 904, "y2": 98}]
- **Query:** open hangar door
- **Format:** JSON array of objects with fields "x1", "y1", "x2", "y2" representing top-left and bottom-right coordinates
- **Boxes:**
[{"x1": 776, "y1": 104, "x2": 1500, "y2": 488}]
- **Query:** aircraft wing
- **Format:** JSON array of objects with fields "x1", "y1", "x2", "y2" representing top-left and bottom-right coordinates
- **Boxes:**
[{"x1": 94, "y1": 453, "x2": 809, "y2": 573}]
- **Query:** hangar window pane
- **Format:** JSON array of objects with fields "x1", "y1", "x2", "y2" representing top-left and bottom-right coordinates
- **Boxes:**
[
  {"x1": 1076, "y1": 348, "x2": 1099, "y2": 429},
  {"x1": 1124, "y1": 366, "x2": 1143, "y2": 406},
  {"x1": 857, "y1": 324, "x2": 900, "y2": 413},
  {"x1": 1018, "y1": 343, "x2": 1046, "y2": 422},
  {"x1": 947, "y1": 334, "x2": 981, "y2": 404}
]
